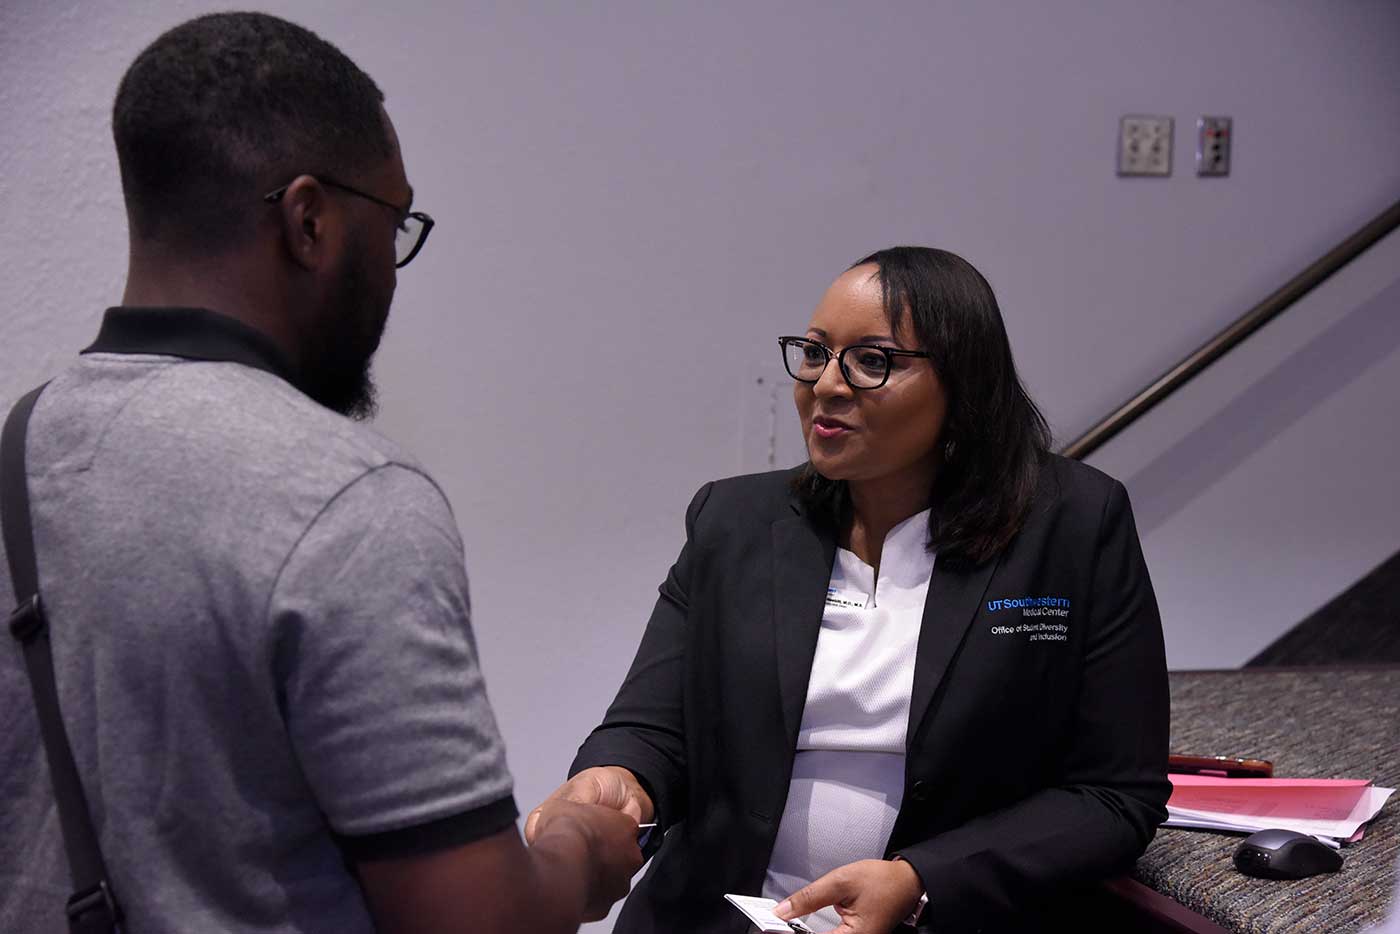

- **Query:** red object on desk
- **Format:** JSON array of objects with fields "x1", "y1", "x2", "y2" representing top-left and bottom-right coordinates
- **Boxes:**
[{"x1": 1167, "y1": 753, "x2": 1273, "y2": 778}]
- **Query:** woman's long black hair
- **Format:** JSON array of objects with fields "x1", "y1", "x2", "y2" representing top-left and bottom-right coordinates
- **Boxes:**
[{"x1": 794, "y1": 246, "x2": 1051, "y2": 567}]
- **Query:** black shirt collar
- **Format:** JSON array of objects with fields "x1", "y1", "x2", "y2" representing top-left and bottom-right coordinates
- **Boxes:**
[{"x1": 82, "y1": 307, "x2": 296, "y2": 384}]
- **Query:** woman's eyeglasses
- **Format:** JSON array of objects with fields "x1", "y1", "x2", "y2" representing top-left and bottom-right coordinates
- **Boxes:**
[{"x1": 778, "y1": 336, "x2": 930, "y2": 391}]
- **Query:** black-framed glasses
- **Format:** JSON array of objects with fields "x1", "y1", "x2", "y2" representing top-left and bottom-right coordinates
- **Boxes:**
[
  {"x1": 262, "y1": 175, "x2": 435, "y2": 268},
  {"x1": 778, "y1": 336, "x2": 931, "y2": 390}
]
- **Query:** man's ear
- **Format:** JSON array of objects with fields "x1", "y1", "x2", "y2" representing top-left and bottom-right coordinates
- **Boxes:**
[{"x1": 275, "y1": 175, "x2": 332, "y2": 271}]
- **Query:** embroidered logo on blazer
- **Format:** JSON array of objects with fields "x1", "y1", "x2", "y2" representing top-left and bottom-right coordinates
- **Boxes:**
[
  {"x1": 987, "y1": 596, "x2": 1071, "y2": 642},
  {"x1": 987, "y1": 596, "x2": 1070, "y2": 616},
  {"x1": 989, "y1": 622, "x2": 1068, "y2": 642}
]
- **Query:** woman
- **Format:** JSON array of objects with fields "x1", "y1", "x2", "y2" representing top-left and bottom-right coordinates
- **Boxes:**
[{"x1": 528, "y1": 247, "x2": 1170, "y2": 932}]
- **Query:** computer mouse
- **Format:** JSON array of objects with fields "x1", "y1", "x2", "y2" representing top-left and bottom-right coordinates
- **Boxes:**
[{"x1": 1233, "y1": 829, "x2": 1343, "y2": 879}]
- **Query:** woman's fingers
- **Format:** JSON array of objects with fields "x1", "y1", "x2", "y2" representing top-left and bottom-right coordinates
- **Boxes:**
[
  {"x1": 774, "y1": 870, "x2": 847, "y2": 922},
  {"x1": 775, "y1": 859, "x2": 923, "y2": 933},
  {"x1": 524, "y1": 767, "x2": 654, "y2": 843},
  {"x1": 581, "y1": 767, "x2": 654, "y2": 823}
]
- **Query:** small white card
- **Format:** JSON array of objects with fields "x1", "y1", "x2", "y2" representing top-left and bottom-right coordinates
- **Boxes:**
[
  {"x1": 724, "y1": 894, "x2": 814, "y2": 933},
  {"x1": 824, "y1": 588, "x2": 868, "y2": 609}
]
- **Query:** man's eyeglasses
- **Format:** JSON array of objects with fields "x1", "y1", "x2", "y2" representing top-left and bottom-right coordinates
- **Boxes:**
[
  {"x1": 778, "y1": 336, "x2": 930, "y2": 391},
  {"x1": 262, "y1": 175, "x2": 435, "y2": 268}
]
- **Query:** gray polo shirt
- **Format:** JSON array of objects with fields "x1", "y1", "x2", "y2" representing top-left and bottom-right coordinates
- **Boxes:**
[{"x1": 0, "y1": 308, "x2": 516, "y2": 932}]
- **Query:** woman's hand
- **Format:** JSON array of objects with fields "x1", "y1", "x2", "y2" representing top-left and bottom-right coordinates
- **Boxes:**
[
  {"x1": 524, "y1": 766, "x2": 655, "y2": 844},
  {"x1": 775, "y1": 858, "x2": 925, "y2": 934}
]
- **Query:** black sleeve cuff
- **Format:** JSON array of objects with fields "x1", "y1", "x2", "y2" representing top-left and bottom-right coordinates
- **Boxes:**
[{"x1": 338, "y1": 794, "x2": 519, "y2": 862}]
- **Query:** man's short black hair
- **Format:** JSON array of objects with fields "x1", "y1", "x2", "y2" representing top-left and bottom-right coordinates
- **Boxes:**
[{"x1": 113, "y1": 12, "x2": 393, "y2": 250}]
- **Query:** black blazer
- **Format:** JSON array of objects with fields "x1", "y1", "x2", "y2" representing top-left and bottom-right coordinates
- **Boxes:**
[{"x1": 572, "y1": 456, "x2": 1170, "y2": 933}]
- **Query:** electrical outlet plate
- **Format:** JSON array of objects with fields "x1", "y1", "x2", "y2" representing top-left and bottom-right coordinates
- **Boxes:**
[
  {"x1": 1197, "y1": 115, "x2": 1232, "y2": 176},
  {"x1": 1118, "y1": 114, "x2": 1173, "y2": 177}
]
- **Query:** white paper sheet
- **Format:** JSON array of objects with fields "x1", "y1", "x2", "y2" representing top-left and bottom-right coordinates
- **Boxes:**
[{"x1": 1164, "y1": 785, "x2": 1394, "y2": 843}]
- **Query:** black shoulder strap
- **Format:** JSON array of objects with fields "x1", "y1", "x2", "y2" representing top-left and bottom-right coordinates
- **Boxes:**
[{"x1": 3, "y1": 384, "x2": 124, "y2": 934}]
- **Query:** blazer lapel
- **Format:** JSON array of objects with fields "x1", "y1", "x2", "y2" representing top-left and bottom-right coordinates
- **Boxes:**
[
  {"x1": 771, "y1": 510, "x2": 837, "y2": 748},
  {"x1": 906, "y1": 555, "x2": 1000, "y2": 747}
]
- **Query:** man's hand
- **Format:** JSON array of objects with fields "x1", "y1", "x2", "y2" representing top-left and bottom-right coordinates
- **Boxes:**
[
  {"x1": 774, "y1": 859, "x2": 925, "y2": 934},
  {"x1": 529, "y1": 798, "x2": 644, "y2": 920},
  {"x1": 357, "y1": 799, "x2": 643, "y2": 934},
  {"x1": 525, "y1": 766, "x2": 655, "y2": 843}
]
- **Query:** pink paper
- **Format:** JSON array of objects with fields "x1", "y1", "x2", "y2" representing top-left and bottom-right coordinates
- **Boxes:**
[
  {"x1": 1168, "y1": 775, "x2": 1371, "y2": 789},
  {"x1": 1168, "y1": 775, "x2": 1374, "y2": 821}
]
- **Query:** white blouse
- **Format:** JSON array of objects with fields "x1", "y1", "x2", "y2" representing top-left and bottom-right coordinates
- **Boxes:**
[{"x1": 762, "y1": 509, "x2": 935, "y2": 929}]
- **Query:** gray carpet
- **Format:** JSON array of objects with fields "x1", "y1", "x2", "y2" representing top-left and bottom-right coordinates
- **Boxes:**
[{"x1": 1248, "y1": 550, "x2": 1400, "y2": 666}]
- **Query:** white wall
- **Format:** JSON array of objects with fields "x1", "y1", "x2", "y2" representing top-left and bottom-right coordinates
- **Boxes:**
[
  {"x1": 1086, "y1": 226, "x2": 1400, "y2": 669},
  {"x1": 3, "y1": 2, "x2": 1399, "y2": 926}
]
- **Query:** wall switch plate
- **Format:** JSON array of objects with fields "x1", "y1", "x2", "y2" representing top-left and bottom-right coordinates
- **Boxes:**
[
  {"x1": 1197, "y1": 116, "x2": 1232, "y2": 176},
  {"x1": 1118, "y1": 114, "x2": 1173, "y2": 176}
]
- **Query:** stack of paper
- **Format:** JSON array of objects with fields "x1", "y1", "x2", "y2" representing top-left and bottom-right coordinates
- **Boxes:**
[{"x1": 1164, "y1": 774, "x2": 1395, "y2": 844}]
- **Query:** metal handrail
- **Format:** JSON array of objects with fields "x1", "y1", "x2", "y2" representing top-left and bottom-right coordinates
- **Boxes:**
[{"x1": 1061, "y1": 197, "x2": 1400, "y2": 461}]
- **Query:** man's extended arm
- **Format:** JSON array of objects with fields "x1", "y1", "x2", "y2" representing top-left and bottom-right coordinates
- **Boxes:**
[{"x1": 359, "y1": 799, "x2": 641, "y2": 934}]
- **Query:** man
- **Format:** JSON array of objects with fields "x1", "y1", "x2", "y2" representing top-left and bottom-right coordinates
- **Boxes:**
[{"x1": 0, "y1": 12, "x2": 639, "y2": 933}]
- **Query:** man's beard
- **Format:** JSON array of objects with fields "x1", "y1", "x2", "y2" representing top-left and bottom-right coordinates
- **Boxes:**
[{"x1": 300, "y1": 239, "x2": 389, "y2": 420}]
